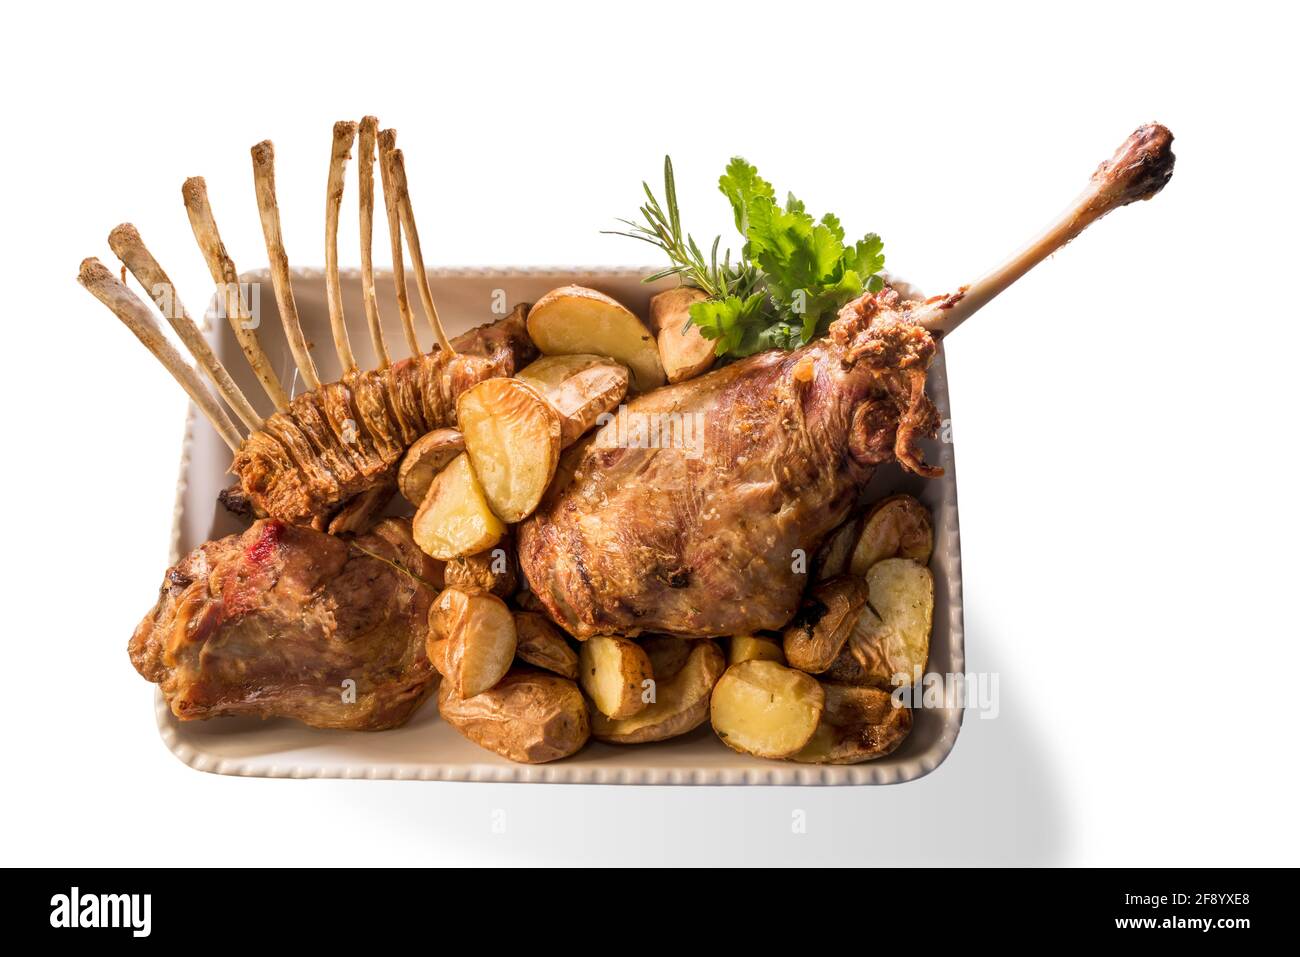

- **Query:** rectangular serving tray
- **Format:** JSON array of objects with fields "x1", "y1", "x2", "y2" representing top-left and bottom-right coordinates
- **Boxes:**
[{"x1": 159, "y1": 267, "x2": 964, "y2": 784}]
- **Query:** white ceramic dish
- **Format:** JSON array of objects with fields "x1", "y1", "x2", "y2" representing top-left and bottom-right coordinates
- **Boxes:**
[{"x1": 157, "y1": 267, "x2": 964, "y2": 784}]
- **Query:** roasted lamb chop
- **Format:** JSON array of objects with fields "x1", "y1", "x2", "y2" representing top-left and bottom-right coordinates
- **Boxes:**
[
  {"x1": 132, "y1": 518, "x2": 439, "y2": 729},
  {"x1": 79, "y1": 118, "x2": 534, "y2": 528},
  {"x1": 519, "y1": 124, "x2": 1175, "y2": 637}
]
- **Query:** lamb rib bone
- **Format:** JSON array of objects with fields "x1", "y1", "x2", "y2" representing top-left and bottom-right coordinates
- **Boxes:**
[
  {"x1": 377, "y1": 128, "x2": 421, "y2": 356},
  {"x1": 250, "y1": 139, "x2": 322, "y2": 392},
  {"x1": 182, "y1": 176, "x2": 291, "y2": 412},
  {"x1": 386, "y1": 147, "x2": 455, "y2": 355},
  {"x1": 107, "y1": 223, "x2": 263, "y2": 432},
  {"x1": 357, "y1": 116, "x2": 391, "y2": 369},
  {"x1": 324, "y1": 120, "x2": 359, "y2": 373},
  {"x1": 914, "y1": 123, "x2": 1175, "y2": 337},
  {"x1": 78, "y1": 258, "x2": 245, "y2": 452}
]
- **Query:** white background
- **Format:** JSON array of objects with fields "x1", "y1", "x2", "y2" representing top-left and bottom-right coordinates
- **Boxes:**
[{"x1": 4, "y1": 0, "x2": 1297, "y2": 866}]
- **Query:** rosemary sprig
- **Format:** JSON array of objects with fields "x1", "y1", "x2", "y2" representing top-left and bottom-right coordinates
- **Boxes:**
[
  {"x1": 347, "y1": 540, "x2": 439, "y2": 591},
  {"x1": 603, "y1": 156, "x2": 759, "y2": 302},
  {"x1": 608, "y1": 155, "x2": 886, "y2": 360}
]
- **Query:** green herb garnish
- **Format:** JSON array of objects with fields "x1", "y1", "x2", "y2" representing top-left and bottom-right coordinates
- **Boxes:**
[
  {"x1": 347, "y1": 541, "x2": 439, "y2": 591},
  {"x1": 607, "y1": 157, "x2": 885, "y2": 359}
]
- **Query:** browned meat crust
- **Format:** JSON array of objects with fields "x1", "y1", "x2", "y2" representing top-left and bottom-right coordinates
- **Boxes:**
[
  {"x1": 232, "y1": 307, "x2": 536, "y2": 525},
  {"x1": 131, "y1": 518, "x2": 439, "y2": 730}
]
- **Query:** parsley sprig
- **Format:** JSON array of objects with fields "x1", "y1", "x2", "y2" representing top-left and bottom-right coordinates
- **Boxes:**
[{"x1": 608, "y1": 157, "x2": 886, "y2": 358}]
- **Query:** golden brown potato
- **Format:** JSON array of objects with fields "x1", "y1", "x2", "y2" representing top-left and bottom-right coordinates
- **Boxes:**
[
  {"x1": 639, "y1": 635, "x2": 693, "y2": 681},
  {"x1": 849, "y1": 558, "x2": 934, "y2": 688},
  {"x1": 813, "y1": 517, "x2": 861, "y2": 581},
  {"x1": 398, "y1": 428, "x2": 465, "y2": 506},
  {"x1": 783, "y1": 576, "x2": 871, "y2": 674},
  {"x1": 849, "y1": 494, "x2": 933, "y2": 576},
  {"x1": 444, "y1": 542, "x2": 517, "y2": 598},
  {"x1": 516, "y1": 354, "x2": 629, "y2": 447},
  {"x1": 526, "y1": 285, "x2": 665, "y2": 392},
  {"x1": 821, "y1": 643, "x2": 874, "y2": 686},
  {"x1": 648, "y1": 286, "x2": 714, "y2": 383},
  {"x1": 514, "y1": 353, "x2": 606, "y2": 391},
  {"x1": 792, "y1": 684, "x2": 913, "y2": 764},
  {"x1": 412, "y1": 453, "x2": 505, "y2": 561},
  {"x1": 438, "y1": 670, "x2": 590, "y2": 764},
  {"x1": 514, "y1": 611, "x2": 579, "y2": 679},
  {"x1": 728, "y1": 634, "x2": 785, "y2": 666},
  {"x1": 591, "y1": 641, "x2": 725, "y2": 744},
  {"x1": 457, "y1": 378, "x2": 562, "y2": 523},
  {"x1": 429, "y1": 587, "x2": 517, "y2": 698},
  {"x1": 427, "y1": 636, "x2": 450, "y2": 676},
  {"x1": 578, "y1": 635, "x2": 654, "y2": 719},
  {"x1": 709, "y1": 660, "x2": 825, "y2": 759}
]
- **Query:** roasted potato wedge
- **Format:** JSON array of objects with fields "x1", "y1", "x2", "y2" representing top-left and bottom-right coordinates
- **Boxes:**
[
  {"x1": 514, "y1": 611, "x2": 579, "y2": 680},
  {"x1": 426, "y1": 636, "x2": 450, "y2": 676},
  {"x1": 728, "y1": 634, "x2": 785, "y2": 666},
  {"x1": 515, "y1": 353, "x2": 608, "y2": 391},
  {"x1": 639, "y1": 635, "x2": 693, "y2": 681},
  {"x1": 438, "y1": 670, "x2": 590, "y2": 764},
  {"x1": 710, "y1": 660, "x2": 825, "y2": 759},
  {"x1": 457, "y1": 377, "x2": 562, "y2": 523},
  {"x1": 647, "y1": 286, "x2": 714, "y2": 383},
  {"x1": 578, "y1": 635, "x2": 654, "y2": 719},
  {"x1": 412, "y1": 453, "x2": 505, "y2": 561},
  {"x1": 783, "y1": 576, "x2": 871, "y2": 674},
  {"x1": 850, "y1": 558, "x2": 935, "y2": 687},
  {"x1": 527, "y1": 285, "x2": 665, "y2": 392},
  {"x1": 398, "y1": 428, "x2": 465, "y2": 506},
  {"x1": 444, "y1": 542, "x2": 517, "y2": 598},
  {"x1": 429, "y1": 587, "x2": 517, "y2": 698},
  {"x1": 813, "y1": 517, "x2": 861, "y2": 581},
  {"x1": 516, "y1": 354, "x2": 629, "y2": 447},
  {"x1": 792, "y1": 684, "x2": 913, "y2": 764},
  {"x1": 821, "y1": 643, "x2": 873, "y2": 686},
  {"x1": 849, "y1": 494, "x2": 933, "y2": 576},
  {"x1": 591, "y1": 641, "x2": 725, "y2": 744}
]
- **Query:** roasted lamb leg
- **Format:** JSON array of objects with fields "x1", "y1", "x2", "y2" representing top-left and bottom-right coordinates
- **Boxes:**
[
  {"x1": 519, "y1": 124, "x2": 1175, "y2": 638},
  {"x1": 517, "y1": 299, "x2": 938, "y2": 637},
  {"x1": 131, "y1": 518, "x2": 440, "y2": 729}
]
